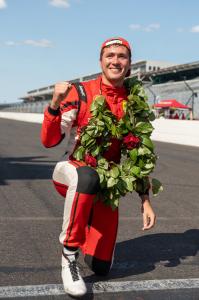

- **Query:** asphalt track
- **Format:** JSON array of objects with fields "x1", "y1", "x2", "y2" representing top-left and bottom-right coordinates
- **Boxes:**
[{"x1": 0, "y1": 118, "x2": 199, "y2": 300}]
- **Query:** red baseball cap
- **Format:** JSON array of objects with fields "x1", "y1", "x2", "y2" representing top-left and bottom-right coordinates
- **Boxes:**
[{"x1": 100, "y1": 37, "x2": 131, "y2": 55}]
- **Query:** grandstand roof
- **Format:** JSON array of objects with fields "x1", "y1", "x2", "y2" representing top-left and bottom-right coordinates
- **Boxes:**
[{"x1": 141, "y1": 61, "x2": 199, "y2": 84}]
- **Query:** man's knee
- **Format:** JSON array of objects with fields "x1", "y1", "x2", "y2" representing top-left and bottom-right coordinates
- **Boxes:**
[{"x1": 76, "y1": 166, "x2": 100, "y2": 194}]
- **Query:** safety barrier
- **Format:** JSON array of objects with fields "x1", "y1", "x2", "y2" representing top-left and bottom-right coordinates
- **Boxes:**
[{"x1": 0, "y1": 112, "x2": 198, "y2": 147}]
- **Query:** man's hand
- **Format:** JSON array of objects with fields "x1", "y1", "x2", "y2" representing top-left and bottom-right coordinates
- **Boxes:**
[
  {"x1": 141, "y1": 197, "x2": 156, "y2": 231},
  {"x1": 50, "y1": 81, "x2": 72, "y2": 110}
]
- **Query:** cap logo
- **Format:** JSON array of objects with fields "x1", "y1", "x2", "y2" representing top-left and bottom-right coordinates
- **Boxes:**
[{"x1": 105, "y1": 39, "x2": 123, "y2": 46}]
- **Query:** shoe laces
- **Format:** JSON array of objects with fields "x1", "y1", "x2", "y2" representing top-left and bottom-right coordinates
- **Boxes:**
[
  {"x1": 69, "y1": 260, "x2": 80, "y2": 281},
  {"x1": 62, "y1": 251, "x2": 80, "y2": 282}
]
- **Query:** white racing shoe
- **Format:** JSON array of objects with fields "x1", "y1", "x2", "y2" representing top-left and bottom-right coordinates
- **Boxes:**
[{"x1": 61, "y1": 250, "x2": 87, "y2": 297}]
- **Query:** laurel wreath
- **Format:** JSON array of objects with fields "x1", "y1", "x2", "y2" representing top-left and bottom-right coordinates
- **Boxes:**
[{"x1": 73, "y1": 78, "x2": 163, "y2": 209}]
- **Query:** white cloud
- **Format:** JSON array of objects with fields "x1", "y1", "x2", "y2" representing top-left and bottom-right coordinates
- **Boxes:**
[
  {"x1": 49, "y1": 0, "x2": 70, "y2": 8},
  {"x1": 0, "y1": 0, "x2": 7, "y2": 9},
  {"x1": 23, "y1": 39, "x2": 54, "y2": 47},
  {"x1": 190, "y1": 25, "x2": 199, "y2": 33},
  {"x1": 4, "y1": 41, "x2": 18, "y2": 46},
  {"x1": 4, "y1": 39, "x2": 54, "y2": 48},
  {"x1": 129, "y1": 24, "x2": 141, "y2": 31},
  {"x1": 129, "y1": 23, "x2": 160, "y2": 32},
  {"x1": 144, "y1": 23, "x2": 160, "y2": 32}
]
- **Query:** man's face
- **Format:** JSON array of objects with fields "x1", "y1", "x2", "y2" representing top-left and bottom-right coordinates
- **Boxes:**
[{"x1": 100, "y1": 45, "x2": 131, "y2": 86}]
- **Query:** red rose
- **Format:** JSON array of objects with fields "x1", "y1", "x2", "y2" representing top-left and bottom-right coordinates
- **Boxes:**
[
  {"x1": 85, "y1": 154, "x2": 97, "y2": 167},
  {"x1": 123, "y1": 133, "x2": 140, "y2": 150}
]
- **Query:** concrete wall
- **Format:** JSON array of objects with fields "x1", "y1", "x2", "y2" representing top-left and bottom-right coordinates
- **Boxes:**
[
  {"x1": 0, "y1": 112, "x2": 199, "y2": 147},
  {"x1": 151, "y1": 118, "x2": 199, "y2": 147}
]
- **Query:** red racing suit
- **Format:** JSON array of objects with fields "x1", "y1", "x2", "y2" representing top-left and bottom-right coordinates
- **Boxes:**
[{"x1": 41, "y1": 76, "x2": 146, "y2": 275}]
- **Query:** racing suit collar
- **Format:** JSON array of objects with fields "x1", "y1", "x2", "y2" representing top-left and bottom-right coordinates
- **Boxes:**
[{"x1": 97, "y1": 76, "x2": 127, "y2": 100}]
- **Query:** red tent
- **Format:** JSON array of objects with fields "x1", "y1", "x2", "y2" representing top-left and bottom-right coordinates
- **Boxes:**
[{"x1": 154, "y1": 99, "x2": 190, "y2": 109}]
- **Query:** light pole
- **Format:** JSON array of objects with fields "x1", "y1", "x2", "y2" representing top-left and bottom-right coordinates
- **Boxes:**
[{"x1": 183, "y1": 76, "x2": 198, "y2": 119}]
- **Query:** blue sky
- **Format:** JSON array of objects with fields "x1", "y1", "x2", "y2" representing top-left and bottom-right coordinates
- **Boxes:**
[{"x1": 0, "y1": 0, "x2": 199, "y2": 103}]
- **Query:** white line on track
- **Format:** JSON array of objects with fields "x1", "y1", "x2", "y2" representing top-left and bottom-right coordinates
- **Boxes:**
[
  {"x1": 1, "y1": 216, "x2": 199, "y2": 221},
  {"x1": 0, "y1": 279, "x2": 199, "y2": 298}
]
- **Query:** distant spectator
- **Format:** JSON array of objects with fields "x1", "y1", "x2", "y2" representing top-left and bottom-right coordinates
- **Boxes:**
[
  {"x1": 181, "y1": 113, "x2": 185, "y2": 120},
  {"x1": 174, "y1": 112, "x2": 179, "y2": 119},
  {"x1": 169, "y1": 110, "x2": 174, "y2": 119}
]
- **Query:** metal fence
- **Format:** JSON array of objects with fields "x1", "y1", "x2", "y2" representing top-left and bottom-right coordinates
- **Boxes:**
[
  {"x1": 145, "y1": 79, "x2": 199, "y2": 119},
  {"x1": 0, "y1": 100, "x2": 49, "y2": 113}
]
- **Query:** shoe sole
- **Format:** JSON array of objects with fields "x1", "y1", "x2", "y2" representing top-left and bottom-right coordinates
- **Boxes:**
[{"x1": 63, "y1": 286, "x2": 87, "y2": 297}]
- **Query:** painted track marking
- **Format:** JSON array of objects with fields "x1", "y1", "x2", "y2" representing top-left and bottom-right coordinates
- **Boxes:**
[{"x1": 0, "y1": 279, "x2": 199, "y2": 298}]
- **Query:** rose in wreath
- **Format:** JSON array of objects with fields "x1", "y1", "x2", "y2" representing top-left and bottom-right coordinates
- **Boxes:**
[
  {"x1": 85, "y1": 153, "x2": 97, "y2": 167},
  {"x1": 123, "y1": 133, "x2": 140, "y2": 150}
]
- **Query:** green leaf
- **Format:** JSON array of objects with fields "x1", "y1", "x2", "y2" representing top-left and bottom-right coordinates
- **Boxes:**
[
  {"x1": 98, "y1": 158, "x2": 109, "y2": 170},
  {"x1": 110, "y1": 166, "x2": 120, "y2": 178},
  {"x1": 138, "y1": 88, "x2": 147, "y2": 99},
  {"x1": 138, "y1": 111, "x2": 150, "y2": 118},
  {"x1": 85, "y1": 138, "x2": 96, "y2": 148},
  {"x1": 122, "y1": 158, "x2": 133, "y2": 171},
  {"x1": 86, "y1": 129, "x2": 95, "y2": 136},
  {"x1": 85, "y1": 125, "x2": 96, "y2": 130},
  {"x1": 144, "y1": 162, "x2": 154, "y2": 169},
  {"x1": 149, "y1": 111, "x2": 156, "y2": 121},
  {"x1": 81, "y1": 133, "x2": 90, "y2": 144},
  {"x1": 102, "y1": 115, "x2": 113, "y2": 125},
  {"x1": 135, "y1": 122, "x2": 154, "y2": 134},
  {"x1": 91, "y1": 146, "x2": 100, "y2": 156},
  {"x1": 129, "y1": 148, "x2": 138, "y2": 164},
  {"x1": 111, "y1": 124, "x2": 117, "y2": 136},
  {"x1": 124, "y1": 77, "x2": 140, "y2": 91},
  {"x1": 107, "y1": 177, "x2": 118, "y2": 188},
  {"x1": 90, "y1": 96, "x2": 106, "y2": 112},
  {"x1": 108, "y1": 196, "x2": 120, "y2": 210},
  {"x1": 131, "y1": 166, "x2": 141, "y2": 177},
  {"x1": 97, "y1": 167, "x2": 105, "y2": 175},
  {"x1": 117, "y1": 179, "x2": 127, "y2": 195},
  {"x1": 129, "y1": 175, "x2": 137, "y2": 182},
  {"x1": 99, "y1": 174, "x2": 104, "y2": 184},
  {"x1": 113, "y1": 198, "x2": 119, "y2": 207},
  {"x1": 138, "y1": 146, "x2": 152, "y2": 156},
  {"x1": 140, "y1": 169, "x2": 152, "y2": 176},
  {"x1": 97, "y1": 120, "x2": 105, "y2": 126},
  {"x1": 131, "y1": 83, "x2": 141, "y2": 94},
  {"x1": 125, "y1": 177, "x2": 134, "y2": 192},
  {"x1": 127, "y1": 94, "x2": 135, "y2": 102},
  {"x1": 126, "y1": 120, "x2": 133, "y2": 131},
  {"x1": 142, "y1": 136, "x2": 154, "y2": 151},
  {"x1": 73, "y1": 146, "x2": 85, "y2": 161},
  {"x1": 152, "y1": 178, "x2": 163, "y2": 196},
  {"x1": 138, "y1": 159, "x2": 145, "y2": 168}
]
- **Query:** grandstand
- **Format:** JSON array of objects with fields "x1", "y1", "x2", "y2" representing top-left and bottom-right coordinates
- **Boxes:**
[
  {"x1": 18, "y1": 60, "x2": 175, "y2": 102},
  {"x1": 143, "y1": 61, "x2": 199, "y2": 119},
  {"x1": 1, "y1": 60, "x2": 199, "y2": 119}
]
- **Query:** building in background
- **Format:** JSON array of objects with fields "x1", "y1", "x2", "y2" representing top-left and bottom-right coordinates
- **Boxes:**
[
  {"x1": 142, "y1": 61, "x2": 199, "y2": 119},
  {"x1": 1, "y1": 60, "x2": 199, "y2": 119}
]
